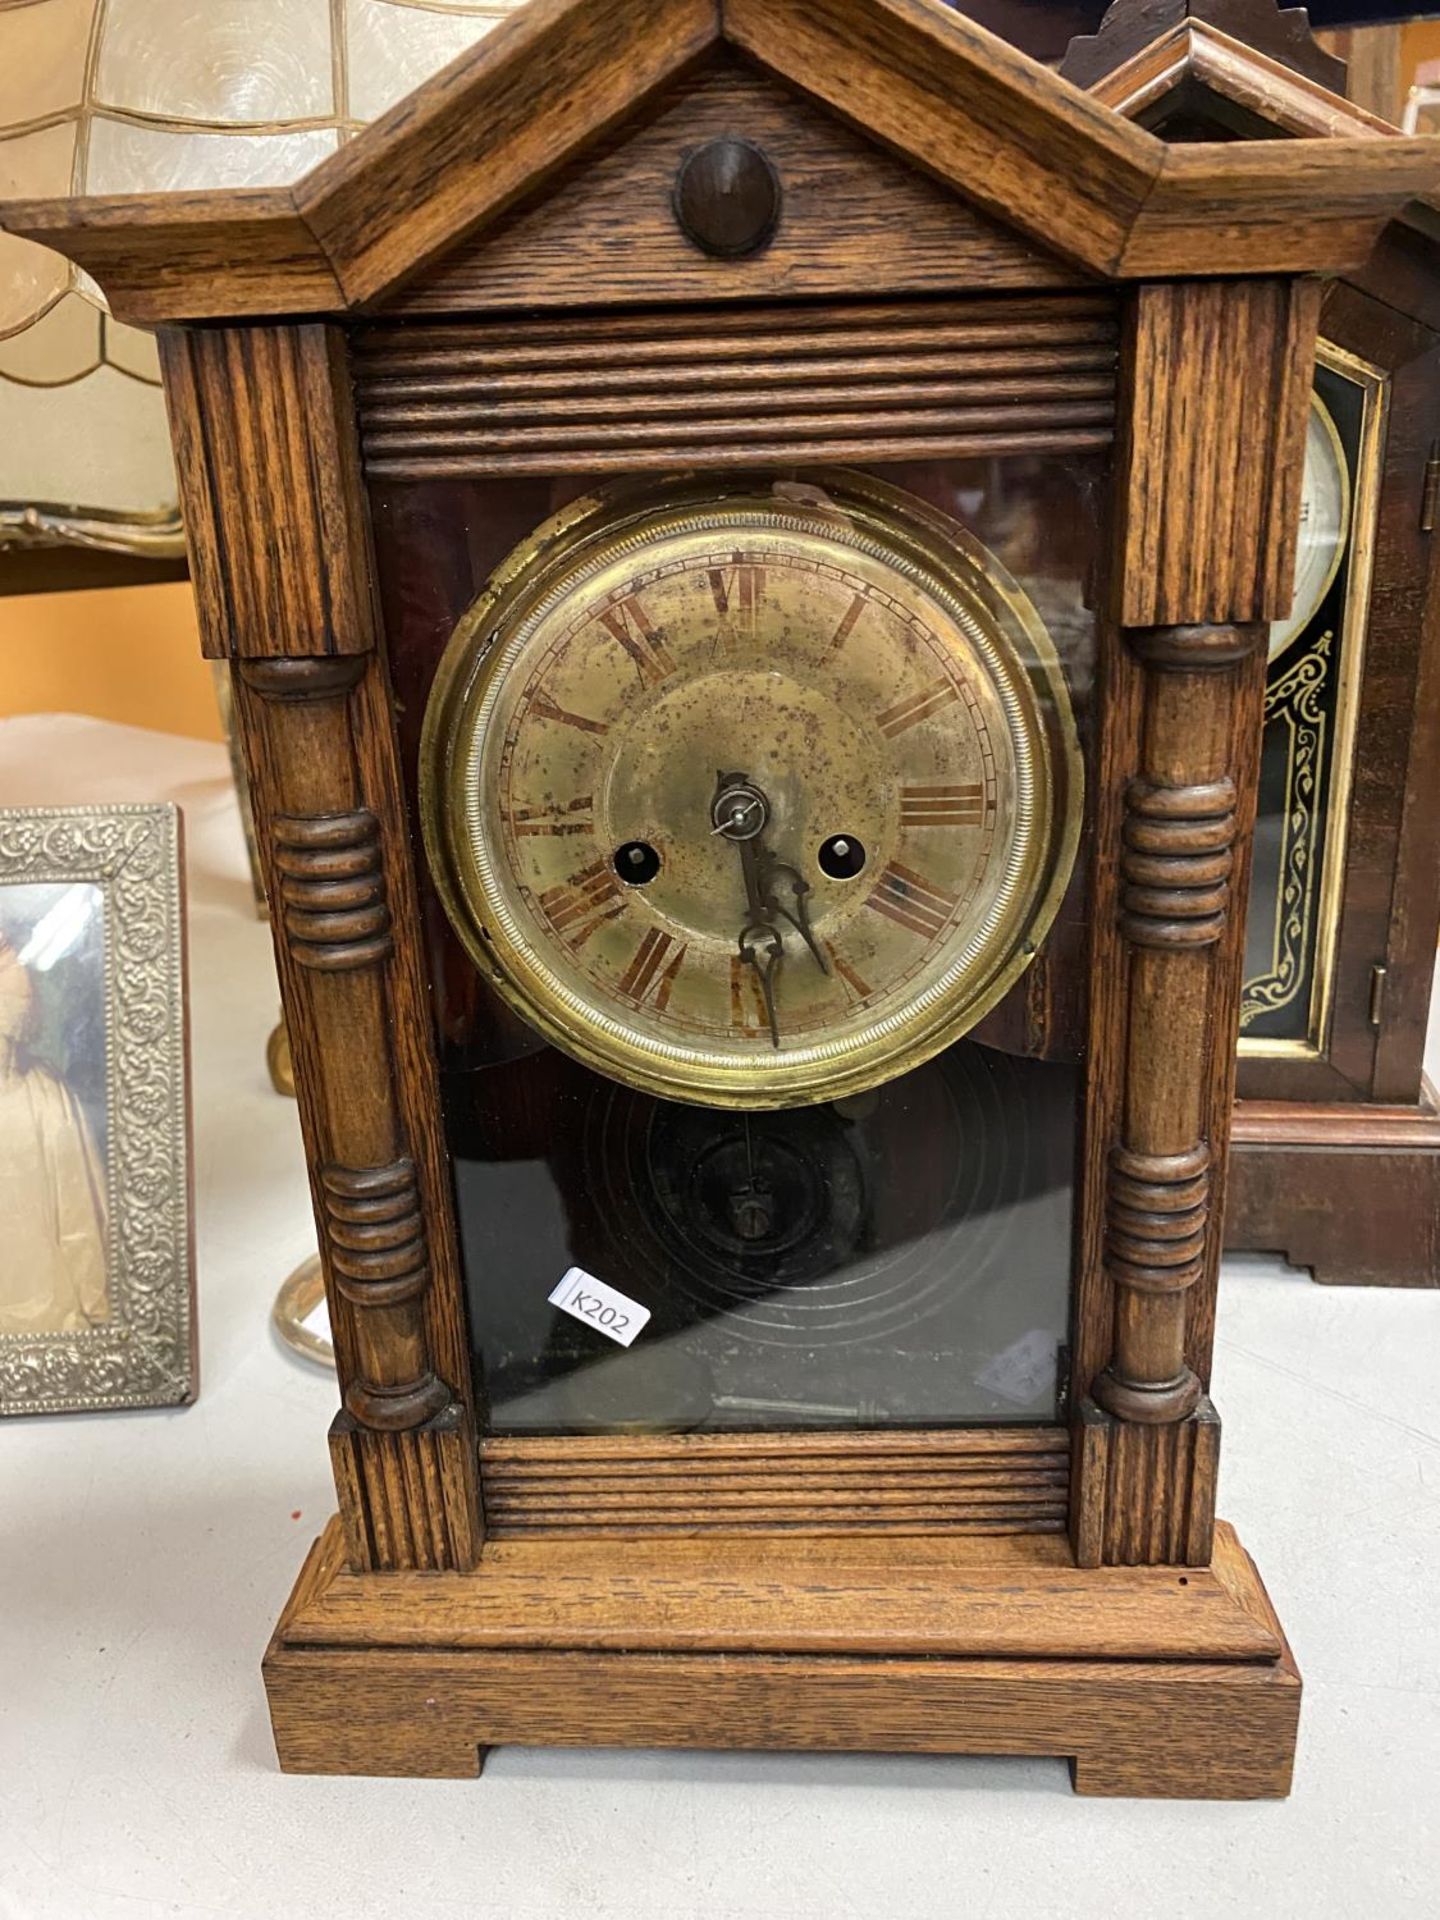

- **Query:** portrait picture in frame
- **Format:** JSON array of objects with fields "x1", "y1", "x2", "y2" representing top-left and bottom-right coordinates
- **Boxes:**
[{"x1": 0, "y1": 803, "x2": 195, "y2": 1415}]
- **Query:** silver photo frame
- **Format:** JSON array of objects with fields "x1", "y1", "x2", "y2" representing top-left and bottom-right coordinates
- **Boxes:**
[{"x1": 0, "y1": 803, "x2": 195, "y2": 1415}]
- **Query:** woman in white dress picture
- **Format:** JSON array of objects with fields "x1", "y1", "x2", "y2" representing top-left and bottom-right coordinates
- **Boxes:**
[{"x1": 0, "y1": 902, "x2": 109, "y2": 1337}]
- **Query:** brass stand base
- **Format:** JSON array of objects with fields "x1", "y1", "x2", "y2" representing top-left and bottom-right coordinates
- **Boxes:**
[
  {"x1": 263, "y1": 1517, "x2": 1299, "y2": 1796},
  {"x1": 272, "y1": 1255, "x2": 335, "y2": 1369}
]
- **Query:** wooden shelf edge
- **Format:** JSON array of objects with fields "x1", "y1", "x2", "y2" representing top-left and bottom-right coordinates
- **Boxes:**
[
  {"x1": 262, "y1": 1518, "x2": 1299, "y2": 1794},
  {"x1": 1232, "y1": 1085, "x2": 1440, "y2": 1150},
  {"x1": 270, "y1": 1513, "x2": 1282, "y2": 1664}
]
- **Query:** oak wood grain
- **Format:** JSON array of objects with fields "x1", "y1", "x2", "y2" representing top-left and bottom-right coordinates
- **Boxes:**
[
  {"x1": 354, "y1": 294, "x2": 1120, "y2": 479},
  {"x1": 1081, "y1": 17, "x2": 1392, "y2": 140},
  {"x1": 278, "y1": 1517, "x2": 1279, "y2": 1661},
  {"x1": 331, "y1": 1409, "x2": 480, "y2": 1572},
  {"x1": 160, "y1": 327, "x2": 373, "y2": 661},
  {"x1": 1114, "y1": 279, "x2": 1320, "y2": 627},
  {"x1": 162, "y1": 320, "x2": 481, "y2": 1568},
  {"x1": 388, "y1": 61, "x2": 1086, "y2": 315},
  {"x1": 1070, "y1": 276, "x2": 1314, "y2": 1560},
  {"x1": 1062, "y1": 1, "x2": 1347, "y2": 96},
  {"x1": 1, "y1": 190, "x2": 340, "y2": 327},
  {"x1": 1081, "y1": 9, "x2": 1440, "y2": 1287},
  {"x1": 730, "y1": 0, "x2": 1433, "y2": 280},
  {"x1": 263, "y1": 1518, "x2": 1299, "y2": 1794},
  {"x1": 1073, "y1": 1398, "x2": 1220, "y2": 1567},
  {"x1": 3, "y1": 0, "x2": 1435, "y2": 323},
  {"x1": 481, "y1": 1429, "x2": 1071, "y2": 1536},
  {"x1": 106, "y1": 0, "x2": 1332, "y2": 1782},
  {"x1": 727, "y1": 0, "x2": 1155, "y2": 275},
  {"x1": 299, "y1": 0, "x2": 715, "y2": 306}
]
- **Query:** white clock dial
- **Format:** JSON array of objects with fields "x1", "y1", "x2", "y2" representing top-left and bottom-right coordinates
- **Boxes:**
[{"x1": 1270, "y1": 393, "x2": 1350, "y2": 663}]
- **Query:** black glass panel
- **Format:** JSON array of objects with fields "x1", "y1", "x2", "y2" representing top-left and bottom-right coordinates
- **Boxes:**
[
  {"x1": 372, "y1": 452, "x2": 1100, "y2": 1435},
  {"x1": 1242, "y1": 360, "x2": 1368, "y2": 1047},
  {"x1": 448, "y1": 1040, "x2": 1076, "y2": 1432}
]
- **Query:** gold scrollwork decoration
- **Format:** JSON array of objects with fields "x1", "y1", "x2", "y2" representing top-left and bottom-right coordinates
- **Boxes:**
[{"x1": 1240, "y1": 632, "x2": 1331, "y2": 1029}]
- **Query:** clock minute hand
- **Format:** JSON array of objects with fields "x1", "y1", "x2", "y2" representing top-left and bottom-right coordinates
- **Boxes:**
[{"x1": 712, "y1": 771, "x2": 788, "y2": 1050}]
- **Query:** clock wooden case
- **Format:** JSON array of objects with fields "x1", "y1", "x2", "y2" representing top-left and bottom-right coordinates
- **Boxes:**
[
  {"x1": 1065, "y1": 0, "x2": 1440, "y2": 1288},
  {"x1": 5, "y1": 0, "x2": 1431, "y2": 1794}
]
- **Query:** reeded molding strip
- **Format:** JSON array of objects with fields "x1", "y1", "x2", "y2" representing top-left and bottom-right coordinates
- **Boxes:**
[
  {"x1": 480, "y1": 1428, "x2": 1071, "y2": 1536},
  {"x1": 352, "y1": 296, "x2": 1120, "y2": 479}
]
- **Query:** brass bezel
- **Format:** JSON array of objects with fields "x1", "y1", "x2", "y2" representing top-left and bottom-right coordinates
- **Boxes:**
[{"x1": 421, "y1": 470, "x2": 1083, "y2": 1109}]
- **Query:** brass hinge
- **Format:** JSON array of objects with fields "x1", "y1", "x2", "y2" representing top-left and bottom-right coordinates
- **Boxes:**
[
  {"x1": 1422, "y1": 444, "x2": 1440, "y2": 533},
  {"x1": 1369, "y1": 964, "x2": 1388, "y2": 1029}
]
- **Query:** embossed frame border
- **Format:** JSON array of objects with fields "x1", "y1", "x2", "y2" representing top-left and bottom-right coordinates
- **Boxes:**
[{"x1": 0, "y1": 803, "x2": 195, "y2": 1415}]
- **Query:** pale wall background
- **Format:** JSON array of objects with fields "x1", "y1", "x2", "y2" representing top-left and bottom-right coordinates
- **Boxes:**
[{"x1": 0, "y1": 581, "x2": 219, "y2": 741}]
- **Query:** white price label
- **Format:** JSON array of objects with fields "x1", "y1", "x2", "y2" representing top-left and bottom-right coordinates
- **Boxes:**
[
  {"x1": 547, "y1": 1267, "x2": 651, "y2": 1348},
  {"x1": 976, "y1": 1329, "x2": 1057, "y2": 1407}
]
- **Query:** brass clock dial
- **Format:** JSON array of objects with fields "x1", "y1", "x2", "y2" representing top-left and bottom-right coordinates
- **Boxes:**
[{"x1": 422, "y1": 472, "x2": 1081, "y2": 1108}]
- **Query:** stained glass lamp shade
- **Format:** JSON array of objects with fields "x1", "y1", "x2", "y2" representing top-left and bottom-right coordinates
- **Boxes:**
[{"x1": 0, "y1": 0, "x2": 523, "y2": 559}]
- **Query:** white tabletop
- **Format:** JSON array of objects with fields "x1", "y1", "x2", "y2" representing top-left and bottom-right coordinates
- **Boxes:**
[{"x1": 2, "y1": 714, "x2": 1438, "y2": 1920}]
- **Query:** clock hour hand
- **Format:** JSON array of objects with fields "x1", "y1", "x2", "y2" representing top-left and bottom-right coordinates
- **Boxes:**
[
  {"x1": 710, "y1": 771, "x2": 828, "y2": 975},
  {"x1": 712, "y1": 772, "x2": 827, "y2": 1042},
  {"x1": 758, "y1": 858, "x2": 829, "y2": 977},
  {"x1": 738, "y1": 921, "x2": 783, "y2": 1049}
]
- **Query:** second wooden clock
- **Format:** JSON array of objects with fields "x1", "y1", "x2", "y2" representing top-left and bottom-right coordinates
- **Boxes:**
[{"x1": 1066, "y1": 0, "x2": 1440, "y2": 1287}]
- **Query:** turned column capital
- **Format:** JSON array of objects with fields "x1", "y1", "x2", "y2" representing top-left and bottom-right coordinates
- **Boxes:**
[
  {"x1": 238, "y1": 655, "x2": 369, "y2": 702},
  {"x1": 1124, "y1": 623, "x2": 1267, "y2": 671}
]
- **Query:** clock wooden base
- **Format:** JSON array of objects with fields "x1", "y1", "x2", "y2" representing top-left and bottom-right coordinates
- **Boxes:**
[
  {"x1": 1229, "y1": 1083, "x2": 1440, "y2": 1286},
  {"x1": 263, "y1": 1518, "x2": 1299, "y2": 1798}
]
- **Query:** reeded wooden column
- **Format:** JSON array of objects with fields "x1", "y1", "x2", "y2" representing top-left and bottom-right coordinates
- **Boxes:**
[
  {"x1": 1099, "y1": 622, "x2": 1263, "y2": 1425},
  {"x1": 1073, "y1": 277, "x2": 1320, "y2": 1566},
  {"x1": 162, "y1": 322, "x2": 480, "y2": 1572},
  {"x1": 236, "y1": 657, "x2": 449, "y2": 1433}
]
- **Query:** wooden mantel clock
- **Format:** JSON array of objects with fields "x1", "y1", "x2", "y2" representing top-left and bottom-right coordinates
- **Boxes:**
[
  {"x1": 5, "y1": 0, "x2": 1431, "y2": 1796},
  {"x1": 1065, "y1": 0, "x2": 1440, "y2": 1289}
]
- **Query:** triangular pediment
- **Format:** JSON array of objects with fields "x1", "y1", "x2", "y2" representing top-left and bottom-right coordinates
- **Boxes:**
[
  {"x1": 1066, "y1": 8, "x2": 1440, "y2": 243},
  {"x1": 2, "y1": 0, "x2": 1437, "y2": 326},
  {"x1": 295, "y1": 0, "x2": 1162, "y2": 306},
  {"x1": 1065, "y1": 6, "x2": 1393, "y2": 143},
  {"x1": 385, "y1": 54, "x2": 1087, "y2": 318}
]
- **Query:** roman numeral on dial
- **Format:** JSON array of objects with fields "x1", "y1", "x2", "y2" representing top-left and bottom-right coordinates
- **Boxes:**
[
  {"x1": 538, "y1": 860, "x2": 626, "y2": 948},
  {"x1": 866, "y1": 861, "x2": 959, "y2": 940},
  {"x1": 730, "y1": 954, "x2": 771, "y2": 1035},
  {"x1": 899, "y1": 783, "x2": 985, "y2": 827},
  {"x1": 709, "y1": 562, "x2": 763, "y2": 643},
  {"x1": 597, "y1": 594, "x2": 676, "y2": 687},
  {"x1": 512, "y1": 795, "x2": 595, "y2": 836},
  {"x1": 877, "y1": 677, "x2": 960, "y2": 738},
  {"x1": 530, "y1": 691, "x2": 609, "y2": 736},
  {"x1": 823, "y1": 941, "x2": 873, "y2": 1006},
  {"x1": 617, "y1": 927, "x2": 686, "y2": 1011},
  {"x1": 828, "y1": 592, "x2": 867, "y2": 652}
]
